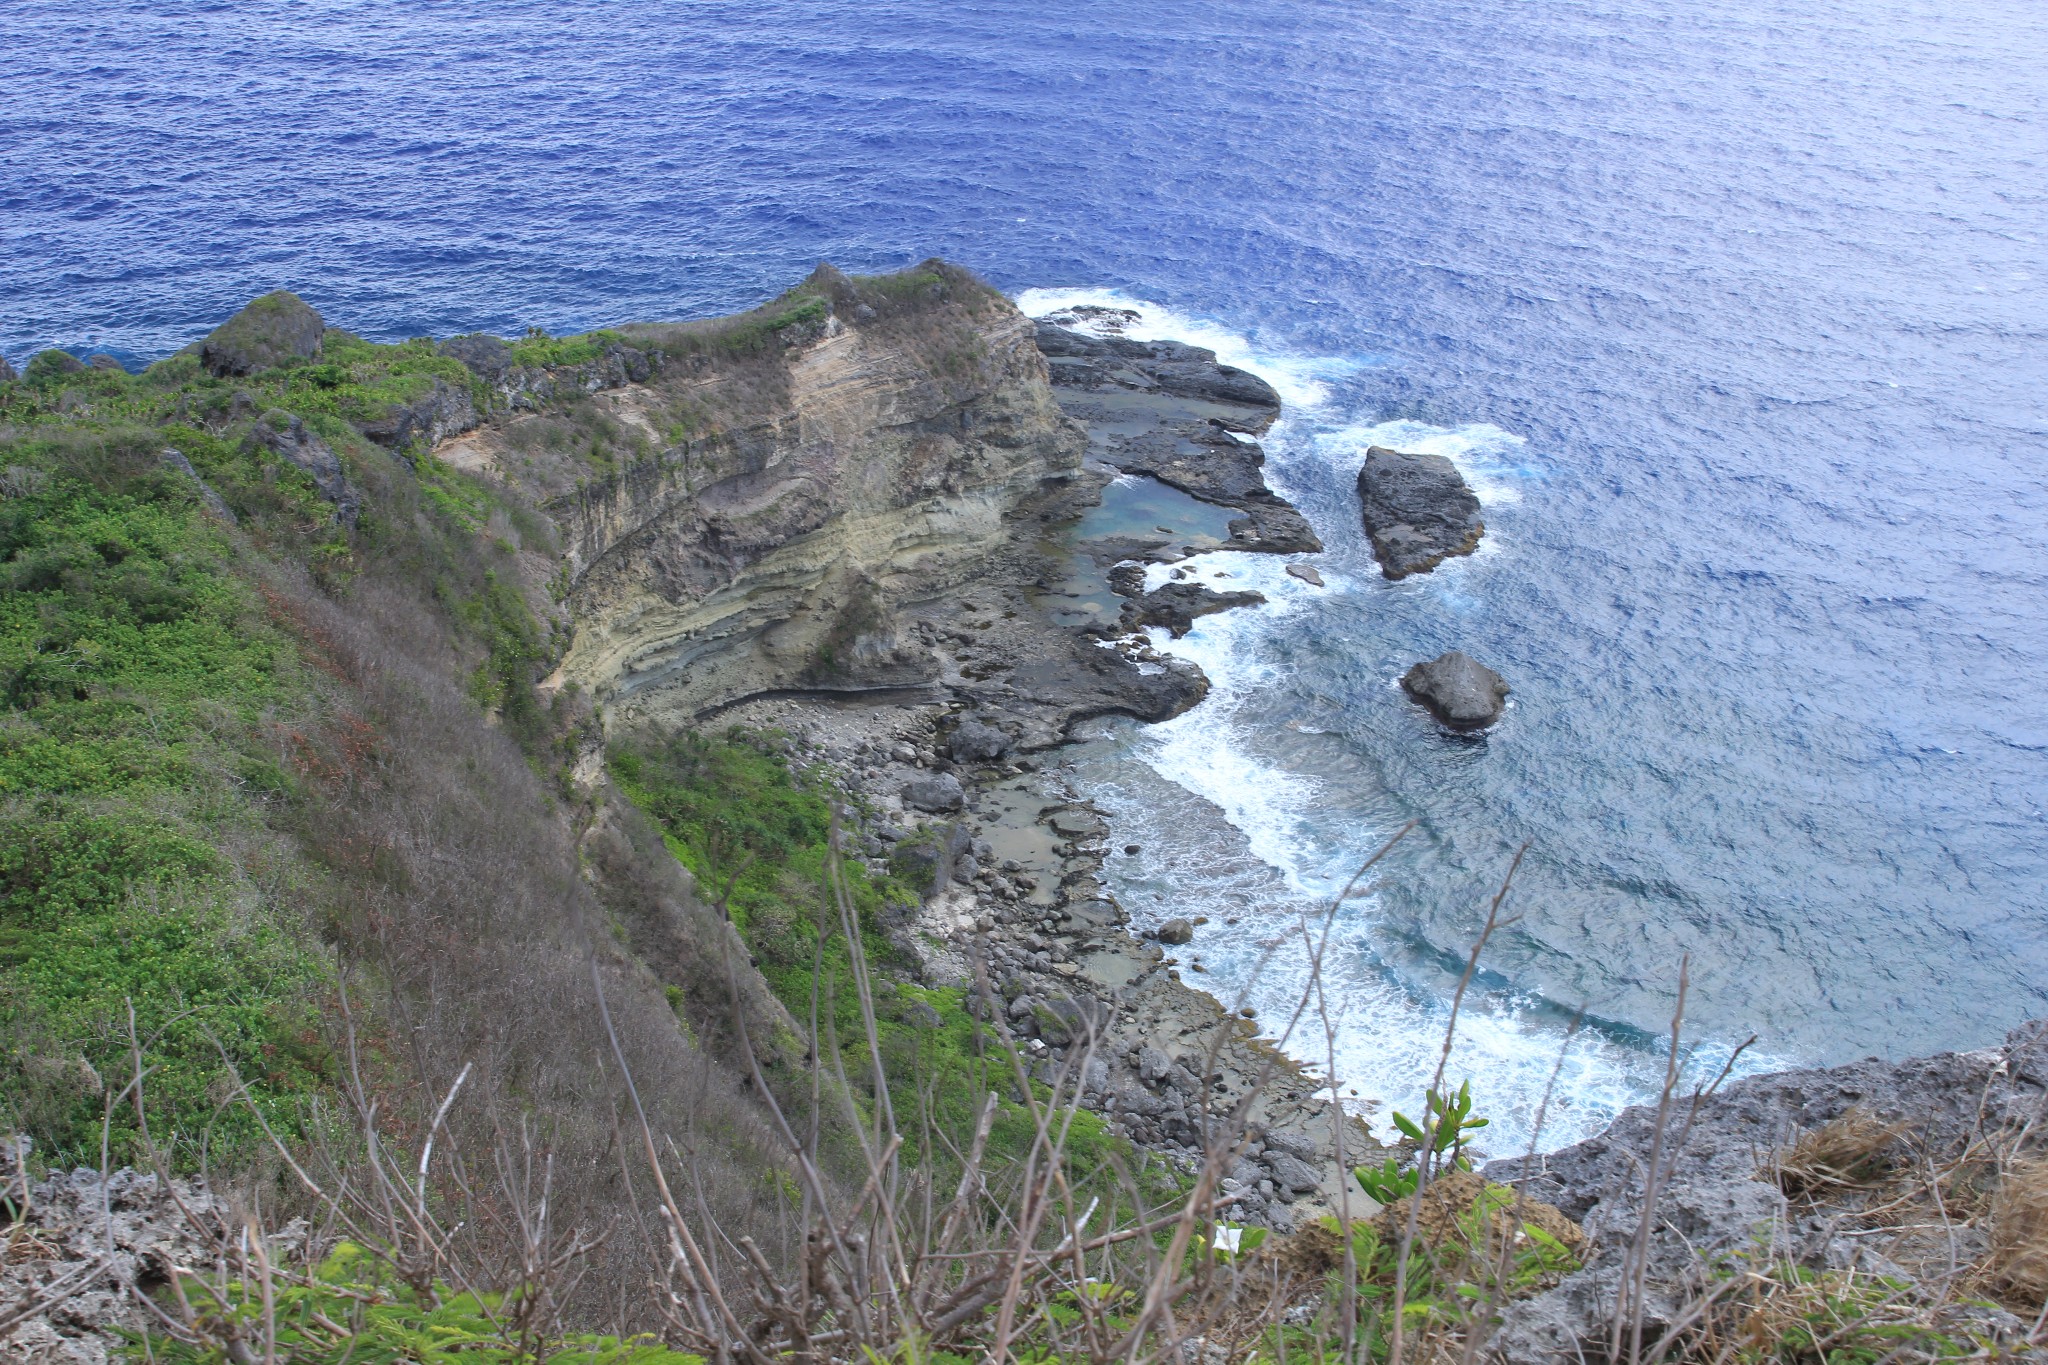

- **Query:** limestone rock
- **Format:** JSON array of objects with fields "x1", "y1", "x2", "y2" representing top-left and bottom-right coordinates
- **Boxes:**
[
  {"x1": 1155, "y1": 917, "x2": 1194, "y2": 945},
  {"x1": 200, "y1": 291, "x2": 325, "y2": 377},
  {"x1": 1120, "y1": 581, "x2": 1266, "y2": 638},
  {"x1": 949, "y1": 718, "x2": 1010, "y2": 763},
  {"x1": 359, "y1": 377, "x2": 479, "y2": 458},
  {"x1": 1355, "y1": 445, "x2": 1483, "y2": 579},
  {"x1": 87, "y1": 353, "x2": 125, "y2": 372},
  {"x1": 1285, "y1": 563, "x2": 1325, "y2": 586},
  {"x1": 439, "y1": 332, "x2": 514, "y2": 382},
  {"x1": 888, "y1": 821, "x2": 968, "y2": 897},
  {"x1": 902, "y1": 772, "x2": 965, "y2": 813},
  {"x1": 249, "y1": 411, "x2": 360, "y2": 528},
  {"x1": 1400, "y1": 651, "x2": 1509, "y2": 730},
  {"x1": 0, "y1": 353, "x2": 15, "y2": 382}
]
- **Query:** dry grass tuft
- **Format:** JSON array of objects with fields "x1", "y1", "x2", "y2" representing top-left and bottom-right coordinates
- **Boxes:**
[
  {"x1": 1777, "y1": 1107, "x2": 1905, "y2": 1198},
  {"x1": 1986, "y1": 1159, "x2": 2048, "y2": 1305}
]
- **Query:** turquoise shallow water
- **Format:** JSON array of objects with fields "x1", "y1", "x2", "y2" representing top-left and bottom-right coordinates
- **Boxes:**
[{"x1": 3, "y1": 0, "x2": 2044, "y2": 1149}]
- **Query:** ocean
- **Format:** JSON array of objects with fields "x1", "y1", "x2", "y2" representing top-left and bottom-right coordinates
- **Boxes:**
[{"x1": 4, "y1": 0, "x2": 2044, "y2": 1153}]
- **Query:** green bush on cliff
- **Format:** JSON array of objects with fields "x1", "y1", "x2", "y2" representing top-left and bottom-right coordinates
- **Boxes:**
[
  {"x1": 0, "y1": 436, "x2": 331, "y2": 1166},
  {"x1": 610, "y1": 731, "x2": 1131, "y2": 1180}
]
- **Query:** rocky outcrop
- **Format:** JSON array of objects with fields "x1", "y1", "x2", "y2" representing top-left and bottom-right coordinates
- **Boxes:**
[
  {"x1": 1401, "y1": 651, "x2": 1509, "y2": 730},
  {"x1": 1120, "y1": 580, "x2": 1267, "y2": 638},
  {"x1": 1482, "y1": 1022, "x2": 2048, "y2": 1364},
  {"x1": 1356, "y1": 445, "x2": 1484, "y2": 579},
  {"x1": 249, "y1": 410, "x2": 361, "y2": 527},
  {"x1": 360, "y1": 378, "x2": 479, "y2": 458},
  {"x1": 0, "y1": 353, "x2": 15, "y2": 382},
  {"x1": 1036, "y1": 322, "x2": 1320, "y2": 555},
  {"x1": 1033, "y1": 323, "x2": 1283, "y2": 414},
  {"x1": 0, "y1": 1138, "x2": 246, "y2": 1365},
  {"x1": 439, "y1": 332, "x2": 514, "y2": 382},
  {"x1": 26, "y1": 350, "x2": 87, "y2": 382},
  {"x1": 199, "y1": 290, "x2": 325, "y2": 377},
  {"x1": 494, "y1": 269, "x2": 1093, "y2": 722}
]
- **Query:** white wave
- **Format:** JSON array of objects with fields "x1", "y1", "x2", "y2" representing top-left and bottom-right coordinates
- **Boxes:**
[
  {"x1": 1316, "y1": 417, "x2": 1533, "y2": 507},
  {"x1": 1023, "y1": 286, "x2": 1763, "y2": 1151},
  {"x1": 1015, "y1": 285, "x2": 1353, "y2": 412}
]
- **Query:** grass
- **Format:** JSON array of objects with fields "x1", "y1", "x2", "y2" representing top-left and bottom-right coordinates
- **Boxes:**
[
  {"x1": 0, "y1": 431, "x2": 334, "y2": 1167},
  {"x1": 608, "y1": 730, "x2": 1133, "y2": 1181}
]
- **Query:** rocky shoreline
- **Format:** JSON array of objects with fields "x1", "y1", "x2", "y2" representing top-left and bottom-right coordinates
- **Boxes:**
[{"x1": 678, "y1": 306, "x2": 1376, "y2": 1229}]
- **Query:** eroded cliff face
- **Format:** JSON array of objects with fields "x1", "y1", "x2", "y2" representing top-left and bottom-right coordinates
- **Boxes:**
[{"x1": 456, "y1": 266, "x2": 1086, "y2": 723}]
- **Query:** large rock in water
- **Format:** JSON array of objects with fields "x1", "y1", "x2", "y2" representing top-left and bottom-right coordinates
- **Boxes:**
[
  {"x1": 200, "y1": 291, "x2": 325, "y2": 377},
  {"x1": 1400, "y1": 651, "x2": 1509, "y2": 730},
  {"x1": 1355, "y1": 446, "x2": 1483, "y2": 579}
]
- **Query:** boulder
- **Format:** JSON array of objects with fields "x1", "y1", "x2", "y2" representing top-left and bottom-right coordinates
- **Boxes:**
[
  {"x1": 200, "y1": 291, "x2": 325, "y2": 377},
  {"x1": 1355, "y1": 446, "x2": 1484, "y2": 579},
  {"x1": 949, "y1": 718, "x2": 1010, "y2": 763},
  {"x1": 1401, "y1": 651, "x2": 1509, "y2": 730},
  {"x1": 1285, "y1": 563, "x2": 1325, "y2": 587},
  {"x1": 439, "y1": 332, "x2": 515, "y2": 382},
  {"x1": 0, "y1": 354, "x2": 15, "y2": 382},
  {"x1": 1137, "y1": 1046, "x2": 1173, "y2": 1085},
  {"x1": 887, "y1": 822, "x2": 969, "y2": 896},
  {"x1": 1267, "y1": 1152, "x2": 1323, "y2": 1193},
  {"x1": 87, "y1": 353, "x2": 125, "y2": 372},
  {"x1": 248, "y1": 411, "x2": 360, "y2": 528},
  {"x1": 901, "y1": 772, "x2": 965, "y2": 813},
  {"x1": 25, "y1": 350, "x2": 86, "y2": 382},
  {"x1": 1154, "y1": 917, "x2": 1194, "y2": 945}
]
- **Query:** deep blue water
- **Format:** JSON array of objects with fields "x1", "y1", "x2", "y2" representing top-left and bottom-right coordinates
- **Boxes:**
[{"x1": 5, "y1": 0, "x2": 2045, "y2": 1148}]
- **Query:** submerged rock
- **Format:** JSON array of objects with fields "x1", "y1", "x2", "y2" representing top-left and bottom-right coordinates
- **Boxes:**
[
  {"x1": 1355, "y1": 445, "x2": 1484, "y2": 579},
  {"x1": 200, "y1": 291, "x2": 325, "y2": 377},
  {"x1": 1400, "y1": 651, "x2": 1509, "y2": 730}
]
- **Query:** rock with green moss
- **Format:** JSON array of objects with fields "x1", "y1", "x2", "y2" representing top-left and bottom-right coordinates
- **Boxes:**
[
  {"x1": 24, "y1": 349, "x2": 86, "y2": 382},
  {"x1": 439, "y1": 332, "x2": 514, "y2": 382},
  {"x1": 889, "y1": 822, "x2": 969, "y2": 898},
  {"x1": 200, "y1": 290, "x2": 325, "y2": 377},
  {"x1": 249, "y1": 410, "x2": 360, "y2": 527}
]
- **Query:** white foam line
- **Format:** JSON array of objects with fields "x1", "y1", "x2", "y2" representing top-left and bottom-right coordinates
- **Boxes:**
[
  {"x1": 1024, "y1": 286, "x2": 1762, "y2": 1152},
  {"x1": 1016, "y1": 285, "x2": 1355, "y2": 413}
]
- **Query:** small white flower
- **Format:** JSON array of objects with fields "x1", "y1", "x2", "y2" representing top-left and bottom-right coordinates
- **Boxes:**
[{"x1": 1212, "y1": 1224, "x2": 1243, "y2": 1254}]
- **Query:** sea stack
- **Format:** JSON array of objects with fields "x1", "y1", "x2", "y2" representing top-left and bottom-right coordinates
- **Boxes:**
[
  {"x1": 1401, "y1": 651, "x2": 1510, "y2": 730},
  {"x1": 1355, "y1": 445, "x2": 1484, "y2": 579}
]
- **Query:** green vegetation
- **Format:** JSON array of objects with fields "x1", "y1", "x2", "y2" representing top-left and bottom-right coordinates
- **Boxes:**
[
  {"x1": 119, "y1": 1243, "x2": 703, "y2": 1365},
  {"x1": 0, "y1": 431, "x2": 332, "y2": 1166},
  {"x1": 610, "y1": 730, "x2": 1131, "y2": 1179},
  {"x1": 0, "y1": 331, "x2": 472, "y2": 443},
  {"x1": 507, "y1": 326, "x2": 628, "y2": 371}
]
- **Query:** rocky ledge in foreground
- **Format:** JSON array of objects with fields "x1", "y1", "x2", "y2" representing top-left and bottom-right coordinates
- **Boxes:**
[
  {"x1": 1356, "y1": 444, "x2": 1484, "y2": 578},
  {"x1": 1402, "y1": 650, "x2": 1510, "y2": 730},
  {"x1": 1482, "y1": 1021, "x2": 2048, "y2": 1364}
]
